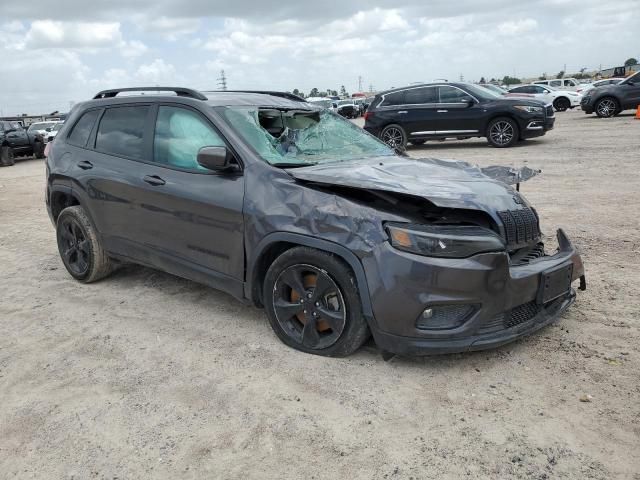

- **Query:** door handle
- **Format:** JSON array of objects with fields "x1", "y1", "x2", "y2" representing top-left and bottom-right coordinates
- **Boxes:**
[
  {"x1": 437, "y1": 110, "x2": 448, "y2": 113},
  {"x1": 77, "y1": 160, "x2": 93, "y2": 170},
  {"x1": 143, "y1": 175, "x2": 166, "y2": 186}
]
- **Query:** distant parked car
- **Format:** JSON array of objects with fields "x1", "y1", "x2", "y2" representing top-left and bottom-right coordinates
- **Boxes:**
[
  {"x1": 507, "y1": 84, "x2": 582, "y2": 112},
  {"x1": 306, "y1": 98, "x2": 337, "y2": 112},
  {"x1": 581, "y1": 71, "x2": 640, "y2": 117},
  {"x1": 363, "y1": 82, "x2": 555, "y2": 149},
  {"x1": 533, "y1": 78, "x2": 582, "y2": 91},
  {"x1": 0, "y1": 120, "x2": 45, "y2": 166},
  {"x1": 577, "y1": 78, "x2": 624, "y2": 95},
  {"x1": 27, "y1": 121, "x2": 61, "y2": 140},
  {"x1": 336, "y1": 99, "x2": 359, "y2": 118},
  {"x1": 47, "y1": 123, "x2": 65, "y2": 142}
]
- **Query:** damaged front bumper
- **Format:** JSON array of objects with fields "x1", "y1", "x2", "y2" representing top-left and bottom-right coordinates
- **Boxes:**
[{"x1": 364, "y1": 229, "x2": 585, "y2": 356}]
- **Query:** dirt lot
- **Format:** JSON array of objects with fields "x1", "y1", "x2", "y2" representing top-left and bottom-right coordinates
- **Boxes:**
[{"x1": 1, "y1": 109, "x2": 639, "y2": 479}]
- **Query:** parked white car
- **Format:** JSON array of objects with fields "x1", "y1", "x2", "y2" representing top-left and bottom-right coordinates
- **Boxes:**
[
  {"x1": 46, "y1": 123, "x2": 64, "y2": 142},
  {"x1": 506, "y1": 84, "x2": 582, "y2": 112},
  {"x1": 533, "y1": 78, "x2": 582, "y2": 91},
  {"x1": 27, "y1": 121, "x2": 63, "y2": 142},
  {"x1": 306, "y1": 97, "x2": 338, "y2": 112},
  {"x1": 576, "y1": 78, "x2": 624, "y2": 95}
]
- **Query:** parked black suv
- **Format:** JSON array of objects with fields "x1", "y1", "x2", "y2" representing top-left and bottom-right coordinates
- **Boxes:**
[
  {"x1": 0, "y1": 120, "x2": 45, "y2": 166},
  {"x1": 46, "y1": 87, "x2": 585, "y2": 357},
  {"x1": 581, "y1": 71, "x2": 640, "y2": 117},
  {"x1": 364, "y1": 82, "x2": 555, "y2": 149}
]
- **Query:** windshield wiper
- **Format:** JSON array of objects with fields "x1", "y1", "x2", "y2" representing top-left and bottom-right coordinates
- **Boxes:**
[{"x1": 271, "y1": 162, "x2": 318, "y2": 168}]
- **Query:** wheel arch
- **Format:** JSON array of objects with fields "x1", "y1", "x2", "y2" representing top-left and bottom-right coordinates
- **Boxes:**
[
  {"x1": 49, "y1": 186, "x2": 81, "y2": 224},
  {"x1": 246, "y1": 232, "x2": 374, "y2": 320}
]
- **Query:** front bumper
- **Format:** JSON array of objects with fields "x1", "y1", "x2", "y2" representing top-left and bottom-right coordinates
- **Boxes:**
[
  {"x1": 364, "y1": 229, "x2": 585, "y2": 355},
  {"x1": 581, "y1": 97, "x2": 595, "y2": 113}
]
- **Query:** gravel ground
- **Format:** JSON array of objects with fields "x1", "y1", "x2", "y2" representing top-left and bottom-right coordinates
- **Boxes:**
[{"x1": 1, "y1": 109, "x2": 639, "y2": 479}]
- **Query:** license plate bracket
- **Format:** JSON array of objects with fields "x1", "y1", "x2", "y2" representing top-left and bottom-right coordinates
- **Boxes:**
[{"x1": 537, "y1": 261, "x2": 573, "y2": 305}]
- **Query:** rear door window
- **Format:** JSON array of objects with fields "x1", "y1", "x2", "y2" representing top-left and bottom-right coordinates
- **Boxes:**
[
  {"x1": 550, "y1": 80, "x2": 562, "y2": 88},
  {"x1": 404, "y1": 87, "x2": 438, "y2": 105},
  {"x1": 67, "y1": 109, "x2": 101, "y2": 147},
  {"x1": 153, "y1": 106, "x2": 225, "y2": 171},
  {"x1": 95, "y1": 106, "x2": 149, "y2": 159}
]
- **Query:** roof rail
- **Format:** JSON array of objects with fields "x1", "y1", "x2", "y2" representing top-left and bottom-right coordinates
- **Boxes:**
[
  {"x1": 93, "y1": 87, "x2": 208, "y2": 101},
  {"x1": 206, "y1": 90, "x2": 307, "y2": 102}
]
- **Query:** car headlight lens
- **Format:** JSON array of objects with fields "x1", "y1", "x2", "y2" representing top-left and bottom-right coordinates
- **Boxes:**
[
  {"x1": 386, "y1": 223, "x2": 505, "y2": 258},
  {"x1": 514, "y1": 105, "x2": 543, "y2": 113}
]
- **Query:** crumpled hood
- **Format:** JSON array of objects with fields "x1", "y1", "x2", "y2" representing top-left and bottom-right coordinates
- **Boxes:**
[{"x1": 286, "y1": 156, "x2": 535, "y2": 212}]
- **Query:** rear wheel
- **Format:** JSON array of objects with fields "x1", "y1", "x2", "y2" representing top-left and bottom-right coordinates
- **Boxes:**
[
  {"x1": 0, "y1": 145, "x2": 15, "y2": 167},
  {"x1": 595, "y1": 97, "x2": 619, "y2": 118},
  {"x1": 486, "y1": 117, "x2": 519, "y2": 148},
  {"x1": 56, "y1": 206, "x2": 114, "y2": 283},
  {"x1": 380, "y1": 124, "x2": 407, "y2": 150},
  {"x1": 263, "y1": 247, "x2": 369, "y2": 357},
  {"x1": 553, "y1": 97, "x2": 570, "y2": 112}
]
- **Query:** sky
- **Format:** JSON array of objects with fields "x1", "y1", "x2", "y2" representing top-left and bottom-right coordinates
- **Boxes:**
[{"x1": 1, "y1": 0, "x2": 639, "y2": 115}]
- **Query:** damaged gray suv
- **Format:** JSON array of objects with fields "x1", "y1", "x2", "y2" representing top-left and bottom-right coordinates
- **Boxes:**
[{"x1": 46, "y1": 87, "x2": 586, "y2": 357}]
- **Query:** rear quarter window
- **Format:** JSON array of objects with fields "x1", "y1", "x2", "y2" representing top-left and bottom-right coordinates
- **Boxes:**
[
  {"x1": 95, "y1": 106, "x2": 149, "y2": 159},
  {"x1": 67, "y1": 109, "x2": 101, "y2": 147}
]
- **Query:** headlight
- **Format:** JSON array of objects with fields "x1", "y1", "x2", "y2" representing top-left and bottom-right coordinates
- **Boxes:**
[
  {"x1": 514, "y1": 105, "x2": 543, "y2": 113},
  {"x1": 386, "y1": 223, "x2": 505, "y2": 258}
]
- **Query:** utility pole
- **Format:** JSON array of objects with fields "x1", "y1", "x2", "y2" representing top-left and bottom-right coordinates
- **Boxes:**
[
  {"x1": 217, "y1": 70, "x2": 227, "y2": 91},
  {"x1": 369, "y1": 84, "x2": 373, "y2": 93},
  {"x1": 459, "y1": 73, "x2": 464, "y2": 82},
  {"x1": 358, "y1": 75, "x2": 363, "y2": 92}
]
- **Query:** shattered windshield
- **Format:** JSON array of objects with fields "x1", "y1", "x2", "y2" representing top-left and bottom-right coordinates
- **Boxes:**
[{"x1": 222, "y1": 107, "x2": 394, "y2": 166}]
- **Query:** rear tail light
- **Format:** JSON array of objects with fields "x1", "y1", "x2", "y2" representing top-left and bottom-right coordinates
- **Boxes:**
[
  {"x1": 363, "y1": 111, "x2": 373, "y2": 121},
  {"x1": 44, "y1": 142, "x2": 51, "y2": 157}
]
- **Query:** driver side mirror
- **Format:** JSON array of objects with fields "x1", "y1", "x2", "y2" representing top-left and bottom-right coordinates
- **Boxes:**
[
  {"x1": 197, "y1": 146, "x2": 237, "y2": 172},
  {"x1": 465, "y1": 98, "x2": 475, "y2": 107}
]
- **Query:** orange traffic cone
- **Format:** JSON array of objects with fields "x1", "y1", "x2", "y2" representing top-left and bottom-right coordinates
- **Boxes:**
[{"x1": 636, "y1": 105, "x2": 640, "y2": 119}]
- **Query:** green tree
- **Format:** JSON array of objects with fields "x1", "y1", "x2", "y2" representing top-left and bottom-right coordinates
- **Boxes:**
[
  {"x1": 625, "y1": 57, "x2": 638, "y2": 66},
  {"x1": 340, "y1": 85, "x2": 348, "y2": 97},
  {"x1": 292, "y1": 88, "x2": 301, "y2": 97},
  {"x1": 539, "y1": 73, "x2": 547, "y2": 80},
  {"x1": 502, "y1": 75, "x2": 521, "y2": 86},
  {"x1": 556, "y1": 70, "x2": 565, "y2": 79},
  {"x1": 309, "y1": 87, "x2": 319, "y2": 97},
  {"x1": 479, "y1": 77, "x2": 486, "y2": 84}
]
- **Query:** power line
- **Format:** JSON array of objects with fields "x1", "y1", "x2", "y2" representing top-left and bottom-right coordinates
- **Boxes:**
[{"x1": 217, "y1": 70, "x2": 227, "y2": 91}]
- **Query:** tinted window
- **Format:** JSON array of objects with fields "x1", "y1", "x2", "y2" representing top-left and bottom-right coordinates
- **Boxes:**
[
  {"x1": 153, "y1": 106, "x2": 225, "y2": 171},
  {"x1": 404, "y1": 87, "x2": 438, "y2": 104},
  {"x1": 67, "y1": 109, "x2": 100, "y2": 147},
  {"x1": 532, "y1": 86, "x2": 548, "y2": 94},
  {"x1": 95, "y1": 106, "x2": 148, "y2": 159},
  {"x1": 509, "y1": 86, "x2": 527, "y2": 93},
  {"x1": 549, "y1": 80, "x2": 562, "y2": 87},
  {"x1": 382, "y1": 91, "x2": 405, "y2": 106},
  {"x1": 438, "y1": 86, "x2": 473, "y2": 103}
]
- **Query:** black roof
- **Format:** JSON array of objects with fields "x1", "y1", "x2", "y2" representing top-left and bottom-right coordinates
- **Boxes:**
[{"x1": 376, "y1": 82, "x2": 470, "y2": 96}]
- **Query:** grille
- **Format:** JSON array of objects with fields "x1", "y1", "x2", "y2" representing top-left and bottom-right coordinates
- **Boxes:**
[
  {"x1": 510, "y1": 243, "x2": 546, "y2": 266},
  {"x1": 545, "y1": 105, "x2": 555, "y2": 117},
  {"x1": 477, "y1": 301, "x2": 541, "y2": 334},
  {"x1": 497, "y1": 208, "x2": 540, "y2": 248},
  {"x1": 505, "y1": 301, "x2": 540, "y2": 329}
]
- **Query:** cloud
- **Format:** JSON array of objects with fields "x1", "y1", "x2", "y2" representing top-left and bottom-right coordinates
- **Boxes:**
[
  {"x1": 24, "y1": 20, "x2": 122, "y2": 49},
  {"x1": 497, "y1": 18, "x2": 538, "y2": 35}
]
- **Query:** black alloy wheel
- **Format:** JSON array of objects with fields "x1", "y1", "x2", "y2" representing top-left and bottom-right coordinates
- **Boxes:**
[
  {"x1": 487, "y1": 117, "x2": 519, "y2": 148},
  {"x1": 272, "y1": 264, "x2": 346, "y2": 350},
  {"x1": 58, "y1": 216, "x2": 91, "y2": 277},
  {"x1": 263, "y1": 247, "x2": 369, "y2": 356},
  {"x1": 380, "y1": 124, "x2": 407, "y2": 150},
  {"x1": 595, "y1": 97, "x2": 618, "y2": 118}
]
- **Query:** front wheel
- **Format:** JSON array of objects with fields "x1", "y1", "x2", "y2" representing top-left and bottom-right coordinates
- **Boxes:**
[
  {"x1": 380, "y1": 124, "x2": 407, "y2": 150},
  {"x1": 553, "y1": 97, "x2": 570, "y2": 112},
  {"x1": 595, "y1": 97, "x2": 619, "y2": 118},
  {"x1": 486, "y1": 117, "x2": 519, "y2": 148},
  {"x1": 56, "y1": 205, "x2": 114, "y2": 283},
  {"x1": 263, "y1": 247, "x2": 370, "y2": 357},
  {"x1": 0, "y1": 145, "x2": 15, "y2": 167},
  {"x1": 34, "y1": 141, "x2": 45, "y2": 159}
]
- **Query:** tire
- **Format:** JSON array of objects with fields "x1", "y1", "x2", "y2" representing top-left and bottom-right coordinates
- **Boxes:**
[
  {"x1": 410, "y1": 139, "x2": 426, "y2": 146},
  {"x1": 380, "y1": 124, "x2": 407, "y2": 150},
  {"x1": 34, "y1": 141, "x2": 45, "y2": 159},
  {"x1": 486, "y1": 117, "x2": 519, "y2": 148},
  {"x1": 56, "y1": 205, "x2": 113, "y2": 283},
  {"x1": 595, "y1": 97, "x2": 619, "y2": 118},
  {"x1": 0, "y1": 145, "x2": 15, "y2": 167},
  {"x1": 553, "y1": 97, "x2": 570, "y2": 112},
  {"x1": 263, "y1": 246, "x2": 370, "y2": 357}
]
